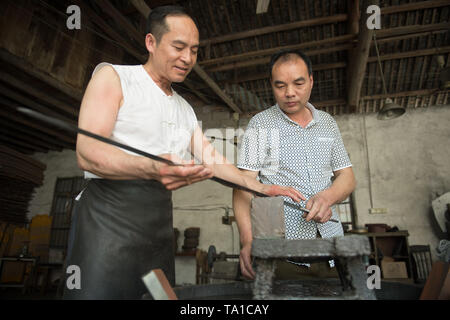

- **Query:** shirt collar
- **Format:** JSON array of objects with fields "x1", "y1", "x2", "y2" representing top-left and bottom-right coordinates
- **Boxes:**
[
  {"x1": 140, "y1": 65, "x2": 175, "y2": 98},
  {"x1": 276, "y1": 102, "x2": 319, "y2": 128}
]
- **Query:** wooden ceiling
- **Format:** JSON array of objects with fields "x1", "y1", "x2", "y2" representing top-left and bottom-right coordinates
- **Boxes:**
[{"x1": 0, "y1": 0, "x2": 449, "y2": 155}]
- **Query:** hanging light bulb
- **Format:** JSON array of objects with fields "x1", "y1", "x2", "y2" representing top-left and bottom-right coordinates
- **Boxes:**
[
  {"x1": 377, "y1": 98, "x2": 405, "y2": 120},
  {"x1": 373, "y1": 33, "x2": 406, "y2": 120}
]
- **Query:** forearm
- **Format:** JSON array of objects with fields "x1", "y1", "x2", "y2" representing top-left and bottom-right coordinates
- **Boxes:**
[
  {"x1": 211, "y1": 162, "x2": 266, "y2": 194},
  {"x1": 76, "y1": 137, "x2": 158, "y2": 180},
  {"x1": 321, "y1": 168, "x2": 356, "y2": 205},
  {"x1": 232, "y1": 188, "x2": 254, "y2": 246}
]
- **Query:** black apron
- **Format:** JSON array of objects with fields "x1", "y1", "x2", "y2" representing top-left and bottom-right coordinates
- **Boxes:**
[{"x1": 63, "y1": 179, "x2": 174, "y2": 300}]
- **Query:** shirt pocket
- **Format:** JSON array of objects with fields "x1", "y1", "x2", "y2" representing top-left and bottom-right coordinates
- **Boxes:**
[{"x1": 315, "y1": 137, "x2": 334, "y2": 168}]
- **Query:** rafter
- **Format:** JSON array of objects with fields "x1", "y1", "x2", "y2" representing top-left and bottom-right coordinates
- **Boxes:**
[
  {"x1": 205, "y1": 45, "x2": 352, "y2": 72},
  {"x1": 96, "y1": 1, "x2": 144, "y2": 47},
  {"x1": 0, "y1": 70, "x2": 78, "y2": 118},
  {"x1": 367, "y1": 46, "x2": 450, "y2": 62},
  {"x1": 380, "y1": 0, "x2": 450, "y2": 14},
  {"x1": 0, "y1": 84, "x2": 77, "y2": 125},
  {"x1": 0, "y1": 107, "x2": 75, "y2": 145},
  {"x1": 0, "y1": 118, "x2": 72, "y2": 149},
  {"x1": 199, "y1": 14, "x2": 348, "y2": 46},
  {"x1": 347, "y1": 0, "x2": 377, "y2": 113},
  {"x1": 0, "y1": 48, "x2": 83, "y2": 102},
  {"x1": 199, "y1": 34, "x2": 355, "y2": 67}
]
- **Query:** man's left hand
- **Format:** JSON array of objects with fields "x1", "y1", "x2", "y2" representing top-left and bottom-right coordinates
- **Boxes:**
[
  {"x1": 304, "y1": 191, "x2": 333, "y2": 223},
  {"x1": 263, "y1": 185, "x2": 306, "y2": 203}
]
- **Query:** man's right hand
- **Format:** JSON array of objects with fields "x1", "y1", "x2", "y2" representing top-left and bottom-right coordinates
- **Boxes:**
[
  {"x1": 240, "y1": 241, "x2": 255, "y2": 280},
  {"x1": 155, "y1": 154, "x2": 213, "y2": 190}
]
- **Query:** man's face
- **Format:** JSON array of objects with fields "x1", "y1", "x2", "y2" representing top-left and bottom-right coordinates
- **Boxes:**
[
  {"x1": 148, "y1": 15, "x2": 199, "y2": 83},
  {"x1": 270, "y1": 57, "x2": 313, "y2": 115}
]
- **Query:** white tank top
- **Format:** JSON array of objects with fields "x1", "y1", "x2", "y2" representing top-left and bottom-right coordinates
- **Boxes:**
[{"x1": 84, "y1": 63, "x2": 198, "y2": 179}]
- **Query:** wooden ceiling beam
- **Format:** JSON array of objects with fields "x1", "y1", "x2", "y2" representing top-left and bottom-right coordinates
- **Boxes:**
[
  {"x1": 129, "y1": 1, "x2": 239, "y2": 112},
  {"x1": 376, "y1": 30, "x2": 448, "y2": 45},
  {"x1": 0, "y1": 134, "x2": 48, "y2": 154},
  {"x1": 0, "y1": 143, "x2": 33, "y2": 155},
  {"x1": 0, "y1": 126, "x2": 62, "y2": 152},
  {"x1": 199, "y1": 14, "x2": 348, "y2": 46},
  {"x1": 380, "y1": 0, "x2": 450, "y2": 15},
  {"x1": 196, "y1": 45, "x2": 442, "y2": 102},
  {"x1": 0, "y1": 71, "x2": 78, "y2": 118},
  {"x1": 0, "y1": 84, "x2": 77, "y2": 125},
  {"x1": 347, "y1": 0, "x2": 377, "y2": 113},
  {"x1": 191, "y1": 65, "x2": 241, "y2": 112},
  {"x1": 199, "y1": 34, "x2": 356, "y2": 67},
  {"x1": 198, "y1": 1, "x2": 447, "y2": 47},
  {"x1": 75, "y1": 0, "x2": 146, "y2": 63},
  {"x1": 0, "y1": 107, "x2": 75, "y2": 145},
  {"x1": 193, "y1": 62, "x2": 348, "y2": 90},
  {"x1": 0, "y1": 48, "x2": 83, "y2": 102},
  {"x1": 367, "y1": 46, "x2": 450, "y2": 62},
  {"x1": 0, "y1": 118, "x2": 72, "y2": 149},
  {"x1": 347, "y1": 0, "x2": 359, "y2": 36},
  {"x1": 130, "y1": 0, "x2": 151, "y2": 17},
  {"x1": 361, "y1": 89, "x2": 443, "y2": 100},
  {"x1": 346, "y1": 0, "x2": 360, "y2": 114},
  {"x1": 376, "y1": 22, "x2": 449, "y2": 39},
  {"x1": 205, "y1": 45, "x2": 352, "y2": 72},
  {"x1": 199, "y1": 22, "x2": 448, "y2": 69},
  {"x1": 96, "y1": 1, "x2": 144, "y2": 47}
]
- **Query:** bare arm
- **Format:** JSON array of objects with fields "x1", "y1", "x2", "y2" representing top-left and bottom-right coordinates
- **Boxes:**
[
  {"x1": 76, "y1": 66, "x2": 211, "y2": 185},
  {"x1": 304, "y1": 167, "x2": 356, "y2": 223},
  {"x1": 232, "y1": 170, "x2": 258, "y2": 279}
]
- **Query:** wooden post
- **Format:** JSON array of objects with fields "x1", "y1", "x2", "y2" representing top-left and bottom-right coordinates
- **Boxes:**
[{"x1": 347, "y1": 0, "x2": 379, "y2": 113}]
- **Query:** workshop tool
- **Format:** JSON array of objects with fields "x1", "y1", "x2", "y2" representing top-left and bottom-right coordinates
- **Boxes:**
[
  {"x1": 17, "y1": 107, "x2": 338, "y2": 222},
  {"x1": 205, "y1": 245, "x2": 241, "y2": 282},
  {"x1": 251, "y1": 235, "x2": 376, "y2": 300},
  {"x1": 207, "y1": 245, "x2": 239, "y2": 269},
  {"x1": 141, "y1": 268, "x2": 178, "y2": 300}
]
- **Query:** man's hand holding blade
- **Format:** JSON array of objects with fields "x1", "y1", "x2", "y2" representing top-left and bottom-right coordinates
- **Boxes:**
[
  {"x1": 156, "y1": 154, "x2": 213, "y2": 190},
  {"x1": 303, "y1": 190, "x2": 333, "y2": 223}
]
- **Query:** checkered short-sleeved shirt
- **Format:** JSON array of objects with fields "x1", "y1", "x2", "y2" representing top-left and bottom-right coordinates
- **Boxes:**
[{"x1": 237, "y1": 102, "x2": 352, "y2": 242}]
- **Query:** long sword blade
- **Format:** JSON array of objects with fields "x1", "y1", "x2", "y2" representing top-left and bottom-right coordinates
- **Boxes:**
[{"x1": 17, "y1": 108, "x2": 338, "y2": 223}]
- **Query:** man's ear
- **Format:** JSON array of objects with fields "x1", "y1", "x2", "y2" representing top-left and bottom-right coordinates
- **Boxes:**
[
  {"x1": 145, "y1": 33, "x2": 157, "y2": 54},
  {"x1": 310, "y1": 74, "x2": 314, "y2": 89}
]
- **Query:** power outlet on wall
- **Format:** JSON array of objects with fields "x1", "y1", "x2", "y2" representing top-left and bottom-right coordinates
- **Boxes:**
[{"x1": 369, "y1": 208, "x2": 388, "y2": 214}]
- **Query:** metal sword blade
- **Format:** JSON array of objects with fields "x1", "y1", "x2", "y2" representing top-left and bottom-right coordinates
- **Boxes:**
[
  {"x1": 17, "y1": 108, "x2": 339, "y2": 223},
  {"x1": 16, "y1": 107, "x2": 267, "y2": 197}
]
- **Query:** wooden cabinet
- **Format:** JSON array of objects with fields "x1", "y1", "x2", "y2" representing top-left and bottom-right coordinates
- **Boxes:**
[{"x1": 364, "y1": 231, "x2": 414, "y2": 282}]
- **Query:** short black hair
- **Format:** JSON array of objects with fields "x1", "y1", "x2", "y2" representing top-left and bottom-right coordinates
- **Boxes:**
[
  {"x1": 269, "y1": 49, "x2": 313, "y2": 79},
  {"x1": 146, "y1": 6, "x2": 196, "y2": 43}
]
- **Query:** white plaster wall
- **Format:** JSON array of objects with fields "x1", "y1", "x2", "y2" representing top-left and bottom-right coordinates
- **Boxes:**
[
  {"x1": 334, "y1": 105, "x2": 450, "y2": 259},
  {"x1": 28, "y1": 149, "x2": 83, "y2": 219}
]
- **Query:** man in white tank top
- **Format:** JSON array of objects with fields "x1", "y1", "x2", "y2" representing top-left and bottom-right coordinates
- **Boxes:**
[{"x1": 67, "y1": 6, "x2": 305, "y2": 299}]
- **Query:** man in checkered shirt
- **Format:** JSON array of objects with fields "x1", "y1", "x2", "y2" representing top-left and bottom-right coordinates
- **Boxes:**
[{"x1": 233, "y1": 49, "x2": 356, "y2": 280}]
